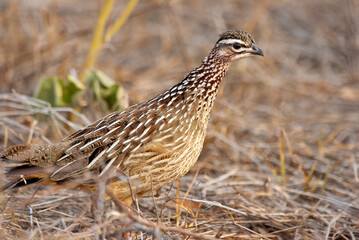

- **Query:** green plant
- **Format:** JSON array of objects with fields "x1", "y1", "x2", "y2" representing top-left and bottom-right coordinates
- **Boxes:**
[
  {"x1": 86, "y1": 69, "x2": 126, "y2": 112},
  {"x1": 34, "y1": 75, "x2": 84, "y2": 107},
  {"x1": 34, "y1": 0, "x2": 138, "y2": 113},
  {"x1": 35, "y1": 70, "x2": 126, "y2": 113}
]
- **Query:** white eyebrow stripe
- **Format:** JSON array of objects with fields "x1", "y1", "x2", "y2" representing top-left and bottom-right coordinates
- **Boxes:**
[{"x1": 217, "y1": 39, "x2": 246, "y2": 45}]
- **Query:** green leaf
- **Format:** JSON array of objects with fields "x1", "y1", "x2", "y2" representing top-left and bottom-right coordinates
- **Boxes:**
[
  {"x1": 86, "y1": 69, "x2": 115, "y2": 88},
  {"x1": 61, "y1": 75, "x2": 85, "y2": 105},
  {"x1": 34, "y1": 75, "x2": 84, "y2": 107},
  {"x1": 34, "y1": 70, "x2": 126, "y2": 113},
  {"x1": 34, "y1": 76, "x2": 63, "y2": 106},
  {"x1": 85, "y1": 69, "x2": 126, "y2": 112}
]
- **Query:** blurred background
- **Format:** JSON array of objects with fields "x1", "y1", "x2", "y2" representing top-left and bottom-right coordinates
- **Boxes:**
[{"x1": 0, "y1": 0, "x2": 358, "y2": 239}]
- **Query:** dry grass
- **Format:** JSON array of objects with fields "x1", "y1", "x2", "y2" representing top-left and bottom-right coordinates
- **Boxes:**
[{"x1": 0, "y1": 0, "x2": 359, "y2": 239}]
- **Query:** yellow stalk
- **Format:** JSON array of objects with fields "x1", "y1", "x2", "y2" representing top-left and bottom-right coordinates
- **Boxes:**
[
  {"x1": 105, "y1": 0, "x2": 139, "y2": 42},
  {"x1": 176, "y1": 179, "x2": 181, "y2": 227},
  {"x1": 322, "y1": 159, "x2": 343, "y2": 192},
  {"x1": 279, "y1": 130, "x2": 286, "y2": 183},
  {"x1": 80, "y1": 0, "x2": 139, "y2": 83},
  {"x1": 310, "y1": 176, "x2": 320, "y2": 193},
  {"x1": 308, "y1": 161, "x2": 317, "y2": 182},
  {"x1": 80, "y1": 0, "x2": 115, "y2": 83}
]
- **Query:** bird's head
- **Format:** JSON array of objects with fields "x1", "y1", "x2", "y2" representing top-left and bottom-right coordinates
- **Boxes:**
[{"x1": 214, "y1": 30, "x2": 264, "y2": 62}]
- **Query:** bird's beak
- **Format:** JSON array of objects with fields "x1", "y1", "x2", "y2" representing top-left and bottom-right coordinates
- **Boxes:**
[{"x1": 250, "y1": 44, "x2": 264, "y2": 57}]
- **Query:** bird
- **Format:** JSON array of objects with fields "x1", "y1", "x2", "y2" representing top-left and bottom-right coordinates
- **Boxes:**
[{"x1": 1, "y1": 30, "x2": 263, "y2": 204}]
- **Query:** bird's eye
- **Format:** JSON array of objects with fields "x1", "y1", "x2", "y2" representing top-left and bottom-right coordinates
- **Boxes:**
[{"x1": 233, "y1": 43, "x2": 241, "y2": 50}]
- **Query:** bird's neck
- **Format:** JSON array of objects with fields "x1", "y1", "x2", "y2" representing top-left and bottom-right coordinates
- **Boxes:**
[
  {"x1": 152, "y1": 50, "x2": 232, "y2": 122},
  {"x1": 175, "y1": 50, "x2": 231, "y2": 94},
  {"x1": 167, "y1": 51, "x2": 231, "y2": 124},
  {"x1": 181, "y1": 51, "x2": 231, "y2": 102}
]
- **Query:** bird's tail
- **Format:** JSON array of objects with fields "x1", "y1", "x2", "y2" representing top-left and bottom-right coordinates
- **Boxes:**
[{"x1": 1, "y1": 144, "x2": 59, "y2": 191}]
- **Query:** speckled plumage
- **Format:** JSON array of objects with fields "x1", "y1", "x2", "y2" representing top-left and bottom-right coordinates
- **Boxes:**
[{"x1": 1, "y1": 30, "x2": 263, "y2": 201}]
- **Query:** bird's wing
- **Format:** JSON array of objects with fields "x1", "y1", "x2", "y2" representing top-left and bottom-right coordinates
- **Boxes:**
[{"x1": 51, "y1": 104, "x2": 164, "y2": 181}]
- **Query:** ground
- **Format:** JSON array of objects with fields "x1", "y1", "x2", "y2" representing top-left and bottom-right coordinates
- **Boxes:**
[{"x1": 0, "y1": 0, "x2": 358, "y2": 239}]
